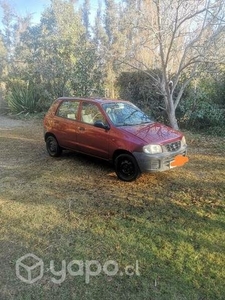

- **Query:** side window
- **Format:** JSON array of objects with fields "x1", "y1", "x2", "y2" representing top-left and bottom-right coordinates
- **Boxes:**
[
  {"x1": 57, "y1": 101, "x2": 79, "y2": 120},
  {"x1": 81, "y1": 102, "x2": 106, "y2": 125}
]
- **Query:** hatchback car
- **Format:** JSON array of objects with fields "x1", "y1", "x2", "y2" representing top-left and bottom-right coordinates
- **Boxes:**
[{"x1": 43, "y1": 97, "x2": 188, "y2": 181}]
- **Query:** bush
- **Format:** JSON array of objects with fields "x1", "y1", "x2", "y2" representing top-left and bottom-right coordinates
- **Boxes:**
[
  {"x1": 7, "y1": 80, "x2": 41, "y2": 114},
  {"x1": 206, "y1": 125, "x2": 225, "y2": 137},
  {"x1": 177, "y1": 88, "x2": 225, "y2": 134}
]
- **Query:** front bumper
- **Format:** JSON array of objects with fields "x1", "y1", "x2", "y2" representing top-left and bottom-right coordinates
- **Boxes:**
[{"x1": 133, "y1": 147, "x2": 188, "y2": 173}]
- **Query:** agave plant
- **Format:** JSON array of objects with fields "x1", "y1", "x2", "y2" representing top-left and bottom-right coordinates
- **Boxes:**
[{"x1": 7, "y1": 81, "x2": 40, "y2": 114}]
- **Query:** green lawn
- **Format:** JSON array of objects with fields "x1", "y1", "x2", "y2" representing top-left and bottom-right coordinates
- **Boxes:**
[{"x1": 0, "y1": 121, "x2": 224, "y2": 300}]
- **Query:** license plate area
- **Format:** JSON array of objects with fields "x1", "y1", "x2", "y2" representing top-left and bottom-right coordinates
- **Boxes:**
[{"x1": 170, "y1": 155, "x2": 189, "y2": 168}]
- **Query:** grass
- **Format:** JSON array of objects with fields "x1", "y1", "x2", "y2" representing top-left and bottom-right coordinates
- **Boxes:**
[{"x1": 0, "y1": 120, "x2": 224, "y2": 300}]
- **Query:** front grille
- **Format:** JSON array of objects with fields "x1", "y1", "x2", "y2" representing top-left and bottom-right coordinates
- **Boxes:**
[{"x1": 165, "y1": 141, "x2": 181, "y2": 152}]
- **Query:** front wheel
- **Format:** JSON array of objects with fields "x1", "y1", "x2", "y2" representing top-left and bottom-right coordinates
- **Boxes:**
[
  {"x1": 114, "y1": 154, "x2": 140, "y2": 181},
  {"x1": 46, "y1": 135, "x2": 62, "y2": 157}
]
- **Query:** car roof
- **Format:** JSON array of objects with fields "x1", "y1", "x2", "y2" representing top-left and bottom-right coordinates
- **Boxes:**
[{"x1": 56, "y1": 97, "x2": 129, "y2": 105}]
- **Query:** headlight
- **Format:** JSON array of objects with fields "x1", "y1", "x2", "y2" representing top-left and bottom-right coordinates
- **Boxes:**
[
  {"x1": 143, "y1": 144, "x2": 162, "y2": 154},
  {"x1": 181, "y1": 136, "x2": 186, "y2": 146}
]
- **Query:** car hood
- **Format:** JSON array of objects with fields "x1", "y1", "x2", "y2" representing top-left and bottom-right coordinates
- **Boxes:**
[{"x1": 120, "y1": 122, "x2": 182, "y2": 144}]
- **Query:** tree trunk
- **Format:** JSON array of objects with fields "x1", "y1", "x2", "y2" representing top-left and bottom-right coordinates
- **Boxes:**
[
  {"x1": 167, "y1": 108, "x2": 179, "y2": 130},
  {"x1": 165, "y1": 93, "x2": 179, "y2": 130}
]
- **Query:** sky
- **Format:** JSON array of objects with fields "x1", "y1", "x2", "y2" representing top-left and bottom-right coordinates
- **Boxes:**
[
  {"x1": 0, "y1": 0, "x2": 100, "y2": 27},
  {"x1": 0, "y1": 0, "x2": 51, "y2": 24}
]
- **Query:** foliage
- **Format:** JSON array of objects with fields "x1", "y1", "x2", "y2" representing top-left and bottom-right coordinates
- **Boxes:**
[
  {"x1": 6, "y1": 80, "x2": 41, "y2": 113},
  {"x1": 16, "y1": 0, "x2": 84, "y2": 100},
  {"x1": 118, "y1": 70, "x2": 225, "y2": 134},
  {"x1": 116, "y1": 0, "x2": 225, "y2": 129},
  {"x1": 203, "y1": 73, "x2": 225, "y2": 107},
  {"x1": 179, "y1": 99, "x2": 225, "y2": 128},
  {"x1": 177, "y1": 75, "x2": 225, "y2": 134},
  {"x1": 206, "y1": 125, "x2": 225, "y2": 137},
  {"x1": 117, "y1": 71, "x2": 165, "y2": 121},
  {"x1": 0, "y1": 34, "x2": 7, "y2": 77},
  {"x1": 71, "y1": 44, "x2": 105, "y2": 97},
  {"x1": 0, "y1": 0, "x2": 225, "y2": 128},
  {"x1": 1, "y1": 0, "x2": 105, "y2": 112}
]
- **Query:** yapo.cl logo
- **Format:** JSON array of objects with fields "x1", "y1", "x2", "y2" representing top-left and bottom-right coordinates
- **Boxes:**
[{"x1": 16, "y1": 253, "x2": 140, "y2": 284}]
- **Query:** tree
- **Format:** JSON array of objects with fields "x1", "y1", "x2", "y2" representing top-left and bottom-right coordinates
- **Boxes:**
[
  {"x1": 13, "y1": 0, "x2": 85, "y2": 102},
  {"x1": 93, "y1": 0, "x2": 130, "y2": 98},
  {"x1": 3, "y1": 0, "x2": 105, "y2": 109},
  {"x1": 0, "y1": 33, "x2": 7, "y2": 78},
  {"x1": 120, "y1": 0, "x2": 225, "y2": 129},
  {"x1": 0, "y1": 32, "x2": 7, "y2": 111},
  {"x1": 0, "y1": 0, "x2": 32, "y2": 68},
  {"x1": 0, "y1": 0, "x2": 15, "y2": 60},
  {"x1": 81, "y1": 0, "x2": 91, "y2": 38}
]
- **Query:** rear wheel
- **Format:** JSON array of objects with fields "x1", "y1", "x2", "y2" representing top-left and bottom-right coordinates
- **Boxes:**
[
  {"x1": 115, "y1": 154, "x2": 140, "y2": 181},
  {"x1": 46, "y1": 135, "x2": 62, "y2": 157}
]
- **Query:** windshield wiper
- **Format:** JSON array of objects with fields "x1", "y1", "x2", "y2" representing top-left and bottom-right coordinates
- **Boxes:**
[
  {"x1": 140, "y1": 120, "x2": 152, "y2": 124},
  {"x1": 117, "y1": 122, "x2": 132, "y2": 126}
]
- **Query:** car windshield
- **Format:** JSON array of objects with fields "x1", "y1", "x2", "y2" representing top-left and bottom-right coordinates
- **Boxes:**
[{"x1": 102, "y1": 102, "x2": 152, "y2": 126}]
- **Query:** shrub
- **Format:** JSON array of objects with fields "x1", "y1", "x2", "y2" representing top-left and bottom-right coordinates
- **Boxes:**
[
  {"x1": 177, "y1": 89, "x2": 225, "y2": 134},
  {"x1": 7, "y1": 80, "x2": 41, "y2": 114}
]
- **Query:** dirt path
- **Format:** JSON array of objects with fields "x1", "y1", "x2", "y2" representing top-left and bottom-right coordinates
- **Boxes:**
[{"x1": 0, "y1": 115, "x2": 28, "y2": 130}]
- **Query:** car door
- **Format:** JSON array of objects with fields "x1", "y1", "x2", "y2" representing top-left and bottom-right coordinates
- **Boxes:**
[
  {"x1": 53, "y1": 100, "x2": 80, "y2": 150},
  {"x1": 76, "y1": 102, "x2": 110, "y2": 159}
]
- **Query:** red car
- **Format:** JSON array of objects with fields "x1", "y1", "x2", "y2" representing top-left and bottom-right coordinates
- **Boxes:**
[{"x1": 43, "y1": 97, "x2": 188, "y2": 181}]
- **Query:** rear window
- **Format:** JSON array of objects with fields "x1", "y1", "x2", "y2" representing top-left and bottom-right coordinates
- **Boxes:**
[{"x1": 56, "y1": 101, "x2": 79, "y2": 120}]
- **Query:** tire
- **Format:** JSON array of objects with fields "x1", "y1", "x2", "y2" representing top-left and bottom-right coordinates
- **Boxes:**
[
  {"x1": 46, "y1": 135, "x2": 62, "y2": 157},
  {"x1": 115, "y1": 153, "x2": 140, "y2": 182}
]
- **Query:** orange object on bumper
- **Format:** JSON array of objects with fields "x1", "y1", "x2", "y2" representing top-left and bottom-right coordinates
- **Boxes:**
[{"x1": 170, "y1": 155, "x2": 189, "y2": 168}]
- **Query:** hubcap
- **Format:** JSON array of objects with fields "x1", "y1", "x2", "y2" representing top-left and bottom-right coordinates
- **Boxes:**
[
  {"x1": 120, "y1": 159, "x2": 134, "y2": 175},
  {"x1": 48, "y1": 139, "x2": 57, "y2": 153}
]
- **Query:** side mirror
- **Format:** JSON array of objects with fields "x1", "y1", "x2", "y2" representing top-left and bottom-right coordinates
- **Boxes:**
[{"x1": 94, "y1": 120, "x2": 110, "y2": 130}]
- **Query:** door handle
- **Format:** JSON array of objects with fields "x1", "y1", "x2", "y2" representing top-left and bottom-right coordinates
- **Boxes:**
[{"x1": 78, "y1": 127, "x2": 85, "y2": 131}]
